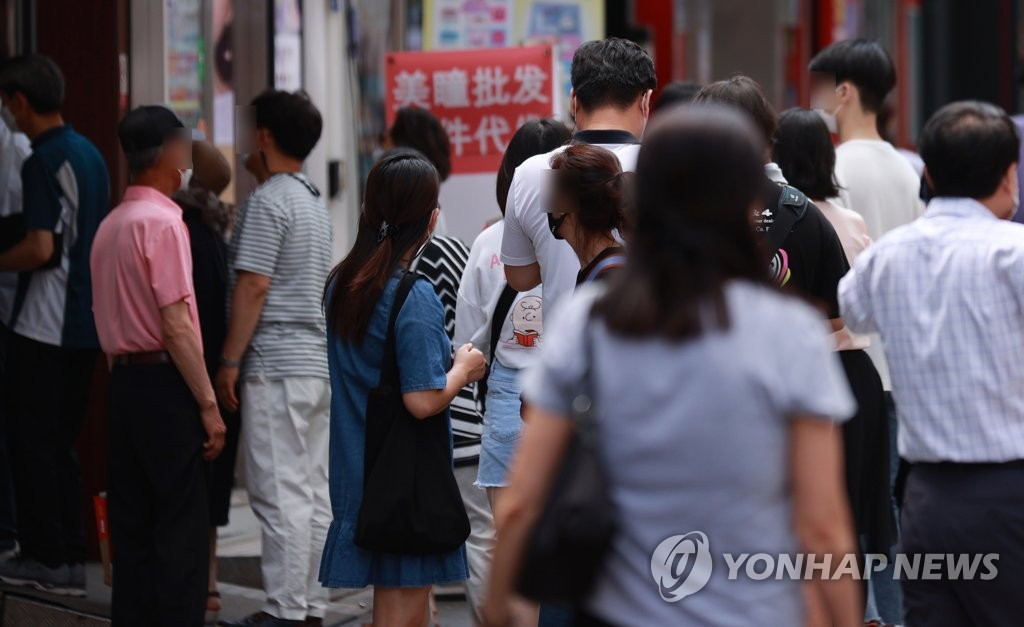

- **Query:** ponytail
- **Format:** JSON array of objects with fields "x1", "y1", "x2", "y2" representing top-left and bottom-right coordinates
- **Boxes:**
[{"x1": 325, "y1": 154, "x2": 439, "y2": 342}]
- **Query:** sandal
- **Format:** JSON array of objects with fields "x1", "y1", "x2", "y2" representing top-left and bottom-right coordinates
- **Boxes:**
[{"x1": 205, "y1": 590, "x2": 222, "y2": 625}]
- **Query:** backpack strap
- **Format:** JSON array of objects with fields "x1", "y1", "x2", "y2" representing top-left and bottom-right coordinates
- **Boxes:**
[
  {"x1": 762, "y1": 184, "x2": 809, "y2": 258},
  {"x1": 379, "y1": 271, "x2": 422, "y2": 388},
  {"x1": 489, "y1": 284, "x2": 518, "y2": 367},
  {"x1": 478, "y1": 283, "x2": 519, "y2": 411},
  {"x1": 583, "y1": 253, "x2": 626, "y2": 284}
]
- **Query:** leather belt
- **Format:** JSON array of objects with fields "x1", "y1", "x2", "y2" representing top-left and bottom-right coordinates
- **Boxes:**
[{"x1": 112, "y1": 350, "x2": 173, "y2": 366}]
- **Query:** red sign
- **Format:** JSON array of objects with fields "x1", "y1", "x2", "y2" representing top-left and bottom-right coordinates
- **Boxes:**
[{"x1": 386, "y1": 45, "x2": 556, "y2": 175}]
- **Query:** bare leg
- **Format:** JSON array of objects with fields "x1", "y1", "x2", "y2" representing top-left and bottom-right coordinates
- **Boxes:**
[
  {"x1": 207, "y1": 528, "x2": 221, "y2": 613},
  {"x1": 484, "y1": 487, "x2": 539, "y2": 627},
  {"x1": 373, "y1": 586, "x2": 431, "y2": 627}
]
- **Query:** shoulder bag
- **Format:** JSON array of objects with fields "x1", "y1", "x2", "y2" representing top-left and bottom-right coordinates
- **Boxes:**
[
  {"x1": 354, "y1": 271, "x2": 471, "y2": 555},
  {"x1": 516, "y1": 313, "x2": 617, "y2": 602}
]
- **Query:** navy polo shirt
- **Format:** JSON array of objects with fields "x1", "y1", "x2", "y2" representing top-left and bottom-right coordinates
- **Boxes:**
[{"x1": 11, "y1": 125, "x2": 109, "y2": 348}]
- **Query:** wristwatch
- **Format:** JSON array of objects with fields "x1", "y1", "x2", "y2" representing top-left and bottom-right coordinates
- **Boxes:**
[{"x1": 220, "y1": 355, "x2": 241, "y2": 369}]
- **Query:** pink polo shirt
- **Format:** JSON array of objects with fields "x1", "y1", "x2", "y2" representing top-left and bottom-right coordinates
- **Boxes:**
[{"x1": 91, "y1": 185, "x2": 201, "y2": 354}]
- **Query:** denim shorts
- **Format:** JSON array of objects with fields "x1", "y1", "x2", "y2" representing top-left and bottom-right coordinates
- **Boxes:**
[{"x1": 475, "y1": 360, "x2": 525, "y2": 488}]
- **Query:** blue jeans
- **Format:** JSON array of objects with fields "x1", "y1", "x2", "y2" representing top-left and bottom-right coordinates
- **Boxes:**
[
  {"x1": 476, "y1": 361, "x2": 524, "y2": 488},
  {"x1": 865, "y1": 393, "x2": 902, "y2": 624},
  {"x1": 539, "y1": 603, "x2": 574, "y2": 627}
]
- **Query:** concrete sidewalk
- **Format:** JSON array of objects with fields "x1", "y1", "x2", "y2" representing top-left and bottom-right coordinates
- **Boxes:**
[{"x1": 0, "y1": 490, "x2": 473, "y2": 626}]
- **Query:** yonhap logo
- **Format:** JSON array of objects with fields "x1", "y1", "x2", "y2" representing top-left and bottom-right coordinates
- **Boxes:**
[{"x1": 650, "y1": 531, "x2": 713, "y2": 602}]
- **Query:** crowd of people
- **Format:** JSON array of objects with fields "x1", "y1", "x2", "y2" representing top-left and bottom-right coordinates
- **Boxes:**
[{"x1": 0, "y1": 32, "x2": 1021, "y2": 627}]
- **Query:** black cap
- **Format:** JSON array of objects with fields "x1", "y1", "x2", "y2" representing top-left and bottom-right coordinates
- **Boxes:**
[{"x1": 117, "y1": 105, "x2": 185, "y2": 154}]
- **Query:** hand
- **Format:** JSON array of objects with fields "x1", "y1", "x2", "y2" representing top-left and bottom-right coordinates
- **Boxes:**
[
  {"x1": 454, "y1": 343, "x2": 487, "y2": 384},
  {"x1": 215, "y1": 365, "x2": 240, "y2": 412},
  {"x1": 200, "y1": 404, "x2": 227, "y2": 461}
]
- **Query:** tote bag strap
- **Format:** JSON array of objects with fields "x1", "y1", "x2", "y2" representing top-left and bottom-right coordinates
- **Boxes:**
[{"x1": 379, "y1": 271, "x2": 422, "y2": 388}]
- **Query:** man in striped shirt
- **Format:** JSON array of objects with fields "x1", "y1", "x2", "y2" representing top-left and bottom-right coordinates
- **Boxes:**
[{"x1": 216, "y1": 90, "x2": 331, "y2": 627}]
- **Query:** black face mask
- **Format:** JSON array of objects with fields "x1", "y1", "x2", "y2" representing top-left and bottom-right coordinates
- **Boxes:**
[{"x1": 547, "y1": 213, "x2": 568, "y2": 240}]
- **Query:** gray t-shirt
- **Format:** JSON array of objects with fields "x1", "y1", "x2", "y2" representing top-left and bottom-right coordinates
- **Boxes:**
[
  {"x1": 229, "y1": 172, "x2": 331, "y2": 380},
  {"x1": 522, "y1": 282, "x2": 855, "y2": 626}
]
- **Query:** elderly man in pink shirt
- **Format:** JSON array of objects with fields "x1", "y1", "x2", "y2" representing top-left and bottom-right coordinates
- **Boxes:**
[{"x1": 90, "y1": 105, "x2": 226, "y2": 627}]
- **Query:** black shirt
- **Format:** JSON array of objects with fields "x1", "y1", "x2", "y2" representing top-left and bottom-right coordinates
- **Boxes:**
[
  {"x1": 760, "y1": 180, "x2": 849, "y2": 319},
  {"x1": 181, "y1": 206, "x2": 228, "y2": 380}
]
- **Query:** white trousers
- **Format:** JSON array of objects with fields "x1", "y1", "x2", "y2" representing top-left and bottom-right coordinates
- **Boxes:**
[
  {"x1": 241, "y1": 377, "x2": 331, "y2": 621},
  {"x1": 454, "y1": 462, "x2": 495, "y2": 622}
]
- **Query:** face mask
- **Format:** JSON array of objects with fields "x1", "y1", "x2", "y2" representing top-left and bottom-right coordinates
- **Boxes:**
[
  {"x1": 178, "y1": 168, "x2": 193, "y2": 192},
  {"x1": 411, "y1": 235, "x2": 432, "y2": 261},
  {"x1": 812, "y1": 88, "x2": 842, "y2": 134},
  {"x1": 547, "y1": 213, "x2": 568, "y2": 240},
  {"x1": 816, "y1": 109, "x2": 839, "y2": 134}
]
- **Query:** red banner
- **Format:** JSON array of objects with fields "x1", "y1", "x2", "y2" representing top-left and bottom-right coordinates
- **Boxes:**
[{"x1": 386, "y1": 45, "x2": 556, "y2": 175}]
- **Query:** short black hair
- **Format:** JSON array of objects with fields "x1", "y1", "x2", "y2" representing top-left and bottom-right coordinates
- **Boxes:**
[
  {"x1": 809, "y1": 39, "x2": 895, "y2": 113},
  {"x1": 496, "y1": 118, "x2": 571, "y2": 214},
  {"x1": 0, "y1": 54, "x2": 65, "y2": 113},
  {"x1": 918, "y1": 101, "x2": 1020, "y2": 199},
  {"x1": 693, "y1": 76, "x2": 777, "y2": 147},
  {"x1": 389, "y1": 106, "x2": 452, "y2": 181},
  {"x1": 653, "y1": 81, "x2": 702, "y2": 113},
  {"x1": 774, "y1": 108, "x2": 842, "y2": 200},
  {"x1": 571, "y1": 38, "x2": 656, "y2": 111},
  {"x1": 251, "y1": 89, "x2": 322, "y2": 161}
]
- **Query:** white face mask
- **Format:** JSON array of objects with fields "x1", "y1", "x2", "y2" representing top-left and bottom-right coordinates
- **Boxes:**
[
  {"x1": 178, "y1": 168, "x2": 193, "y2": 192},
  {"x1": 811, "y1": 88, "x2": 842, "y2": 134}
]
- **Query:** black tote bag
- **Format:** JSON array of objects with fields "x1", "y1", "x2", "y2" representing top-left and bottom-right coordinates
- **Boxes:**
[
  {"x1": 516, "y1": 317, "x2": 617, "y2": 603},
  {"x1": 354, "y1": 271, "x2": 471, "y2": 555}
]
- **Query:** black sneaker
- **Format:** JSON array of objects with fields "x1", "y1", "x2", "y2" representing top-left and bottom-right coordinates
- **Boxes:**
[
  {"x1": 0, "y1": 557, "x2": 71, "y2": 595},
  {"x1": 219, "y1": 612, "x2": 305, "y2": 626}
]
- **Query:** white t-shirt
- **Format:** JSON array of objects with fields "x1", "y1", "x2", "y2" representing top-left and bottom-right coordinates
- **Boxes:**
[
  {"x1": 501, "y1": 138, "x2": 641, "y2": 314},
  {"x1": 833, "y1": 139, "x2": 921, "y2": 389},
  {"x1": 455, "y1": 220, "x2": 544, "y2": 370},
  {"x1": 834, "y1": 139, "x2": 924, "y2": 240},
  {"x1": 815, "y1": 198, "x2": 872, "y2": 353},
  {"x1": 0, "y1": 123, "x2": 31, "y2": 323}
]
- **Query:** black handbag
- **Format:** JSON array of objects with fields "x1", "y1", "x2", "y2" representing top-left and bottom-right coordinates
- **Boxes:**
[
  {"x1": 354, "y1": 271, "x2": 471, "y2": 555},
  {"x1": 516, "y1": 316, "x2": 617, "y2": 603}
]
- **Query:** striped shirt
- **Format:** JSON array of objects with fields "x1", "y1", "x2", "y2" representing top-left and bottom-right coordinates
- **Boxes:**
[
  {"x1": 412, "y1": 235, "x2": 482, "y2": 464},
  {"x1": 228, "y1": 173, "x2": 330, "y2": 380},
  {"x1": 839, "y1": 197, "x2": 1024, "y2": 463}
]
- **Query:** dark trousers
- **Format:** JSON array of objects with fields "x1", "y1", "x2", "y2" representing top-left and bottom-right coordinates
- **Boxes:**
[
  {"x1": 900, "y1": 462, "x2": 1024, "y2": 626},
  {"x1": 2, "y1": 332, "x2": 94, "y2": 565},
  {"x1": 0, "y1": 322, "x2": 16, "y2": 550},
  {"x1": 108, "y1": 363, "x2": 209, "y2": 627}
]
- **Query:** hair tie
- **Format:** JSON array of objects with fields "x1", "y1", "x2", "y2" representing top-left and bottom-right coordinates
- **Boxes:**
[{"x1": 377, "y1": 221, "x2": 398, "y2": 243}]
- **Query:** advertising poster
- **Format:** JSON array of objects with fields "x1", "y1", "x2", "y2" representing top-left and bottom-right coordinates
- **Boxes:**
[
  {"x1": 386, "y1": 45, "x2": 556, "y2": 173},
  {"x1": 212, "y1": 0, "x2": 234, "y2": 146},
  {"x1": 165, "y1": 0, "x2": 203, "y2": 127},
  {"x1": 514, "y1": 0, "x2": 604, "y2": 101},
  {"x1": 274, "y1": 0, "x2": 304, "y2": 91},
  {"x1": 425, "y1": 0, "x2": 514, "y2": 50}
]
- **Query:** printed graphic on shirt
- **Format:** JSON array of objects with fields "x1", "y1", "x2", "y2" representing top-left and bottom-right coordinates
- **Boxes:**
[
  {"x1": 504, "y1": 295, "x2": 543, "y2": 349},
  {"x1": 768, "y1": 249, "x2": 792, "y2": 286}
]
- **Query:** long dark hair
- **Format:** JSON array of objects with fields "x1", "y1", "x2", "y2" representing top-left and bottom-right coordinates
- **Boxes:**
[
  {"x1": 496, "y1": 119, "x2": 571, "y2": 214},
  {"x1": 774, "y1": 108, "x2": 841, "y2": 200},
  {"x1": 595, "y1": 106, "x2": 770, "y2": 340},
  {"x1": 325, "y1": 152, "x2": 439, "y2": 341},
  {"x1": 549, "y1": 144, "x2": 628, "y2": 249}
]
